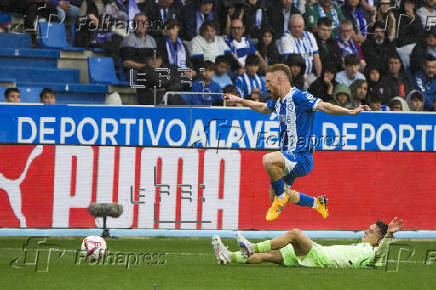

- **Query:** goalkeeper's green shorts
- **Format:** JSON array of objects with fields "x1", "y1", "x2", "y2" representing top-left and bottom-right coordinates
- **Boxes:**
[{"x1": 280, "y1": 242, "x2": 331, "y2": 268}]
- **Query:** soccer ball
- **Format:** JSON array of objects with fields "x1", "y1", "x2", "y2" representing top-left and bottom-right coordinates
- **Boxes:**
[{"x1": 81, "y1": 236, "x2": 107, "y2": 260}]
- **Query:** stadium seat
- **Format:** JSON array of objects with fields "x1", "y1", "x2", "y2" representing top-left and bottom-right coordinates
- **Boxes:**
[
  {"x1": 0, "y1": 86, "x2": 7, "y2": 101},
  {"x1": 18, "y1": 87, "x2": 43, "y2": 103},
  {"x1": 88, "y1": 57, "x2": 130, "y2": 86},
  {"x1": 0, "y1": 12, "x2": 12, "y2": 24},
  {"x1": 0, "y1": 33, "x2": 31, "y2": 48},
  {"x1": 38, "y1": 22, "x2": 85, "y2": 51}
]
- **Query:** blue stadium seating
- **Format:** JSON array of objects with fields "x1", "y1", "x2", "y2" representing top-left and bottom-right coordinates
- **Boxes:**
[
  {"x1": 38, "y1": 22, "x2": 85, "y2": 51},
  {"x1": 0, "y1": 66, "x2": 79, "y2": 83},
  {"x1": 0, "y1": 48, "x2": 59, "y2": 68},
  {"x1": 0, "y1": 12, "x2": 13, "y2": 24},
  {"x1": 0, "y1": 87, "x2": 40, "y2": 103},
  {"x1": 88, "y1": 57, "x2": 130, "y2": 86},
  {"x1": 0, "y1": 33, "x2": 31, "y2": 48}
]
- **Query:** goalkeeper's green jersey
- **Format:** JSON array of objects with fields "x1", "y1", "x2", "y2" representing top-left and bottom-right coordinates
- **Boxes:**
[{"x1": 280, "y1": 238, "x2": 392, "y2": 268}]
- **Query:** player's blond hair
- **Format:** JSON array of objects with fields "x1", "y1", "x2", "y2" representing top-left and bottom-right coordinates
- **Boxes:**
[{"x1": 266, "y1": 64, "x2": 293, "y2": 83}]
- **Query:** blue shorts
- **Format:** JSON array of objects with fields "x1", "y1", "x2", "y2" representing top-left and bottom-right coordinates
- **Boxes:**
[{"x1": 281, "y1": 151, "x2": 313, "y2": 187}]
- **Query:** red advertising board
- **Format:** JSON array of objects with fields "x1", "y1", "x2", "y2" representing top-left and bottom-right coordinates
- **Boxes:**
[{"x1": 0, "y1": 145, "x2": 435, "y2": 230}]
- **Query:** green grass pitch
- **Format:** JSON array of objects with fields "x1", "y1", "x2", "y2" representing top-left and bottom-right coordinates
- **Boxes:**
[{"x1": 1, "y1": 236, "x2": 435, "y2": 290}]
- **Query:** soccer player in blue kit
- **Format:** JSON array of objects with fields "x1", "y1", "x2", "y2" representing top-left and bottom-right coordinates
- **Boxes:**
[{"x1": 224, "y1": 64, "x2": 370, "y2": 222}]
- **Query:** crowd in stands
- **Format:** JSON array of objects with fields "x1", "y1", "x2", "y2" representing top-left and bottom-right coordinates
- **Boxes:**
[{"x1": 0, "y1": 0, "x2": 435, "y2": 111}]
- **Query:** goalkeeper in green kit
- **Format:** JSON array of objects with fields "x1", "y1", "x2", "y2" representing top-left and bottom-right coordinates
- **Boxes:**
[{"x1": 212, "y1": 217, "x2": 403, "y2": 268}]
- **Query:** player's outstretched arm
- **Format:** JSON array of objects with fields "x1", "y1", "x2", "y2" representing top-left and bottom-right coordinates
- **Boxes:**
[
  {"x1": 223, "y1": 93, "x2": 272, "y2": 115},
  {"x1": 316, "y1": 100, "x2": 371, "y2": 115}
]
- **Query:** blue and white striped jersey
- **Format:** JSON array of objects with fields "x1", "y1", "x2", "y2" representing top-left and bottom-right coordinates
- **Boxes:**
[
  {"x1": 267, "y1": 88, "x2": 320, "y2": 153},
  {"x1": 278, "y1": 31, "x2": 319, "y2": 76}
]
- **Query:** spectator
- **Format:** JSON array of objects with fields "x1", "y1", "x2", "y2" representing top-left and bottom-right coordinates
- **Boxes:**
[
  {"x1": 4, "y1": 88, "x2": 20, "y2": 103},
  {"x1": 256, "y1": 27, "x2": 282, "y2": 74},
  {"x1": 368, "y1": 91, "x2": 385, "y2": 111},
  {"x1": 384, "y1": 54, "x2": 414, "y2": 102},
  {"x1": 267, "y1": 0, "x2": 301, "y2": 38},
  {"x1": 336, "y1": 20, "x2": 365, "y2": 66},
  {"x1": 136, "y1": 52, "x2": 185, "y2": 105},
  {"x1": 375, "y1": 0, "x2": 396, "y2": 42},
  {"x1": 315, "y1": 17, "x2": 342, "y2": 72},
  {"x1": 395, "y1": 0, "x2": 423, "y2": 48},
  {"x1": 40, "y1": 88, "x2": 56, "y2": 104},
  {"x1": 220, "y1": 0, "x2": 245, "y2": 36},
  {"x1": 413, "y1": 54, "x2": 436, "y2": 110},
  {"x1": 341, "y1": 0, "x2": 369, "y2": 44},
  {"x1": 416, "y1": 0, "x2": 436, "y2": 29},
  {"x1": 390, "y1": 97, "x2": 410, "y2": 111},
  {"x1": 243, "y1": 0, "x2": 270, "y2": 41},
  {"x1": 406, "y1": 90, "x2": 424, "y2": 111},
  {"x1": 139, "y1": 0, "x2": 184, "y2": 38},
  {"x1": 54, "y1": 0, "x2": 81, "y2": 43},
  {"x1": 410, "y1": 28, "x2": 436, "y2": 76},
  {"x1": 225, "y1": 18, "x2": 267, "y2": 70},
  {"x1": 336, "y1": 54, "x2": 366, "y2": 87},
  {"x1": 212, "y1": 55, "x2": 233, "y2": 89},
  {"x1": 365, "y1": 65, "x2": 391, "y2": 97},
  {"x1": 75, "y1": 0, "x2": 106, "y2": 48},
  {"x1": 285, "y1": 54, "x2": 306, "y2": 90},
  {"x1": 308, "y1": 64, "x2": 337, "y2": 102},
  {"x1": 331, "y1": 84, "x2": 353, "y2": 108},
  {"x1": 191, "y1": 60, "x2": 222, "y2": 105},
  {"x1": 120, "y1": 13, "x2": 157, "y2": 71},
  {"x1": 236, "y1": 54, "x2": 267, "y2": 101},
  {"x1": 304, "y1": 0, "x2": 344, "y2": 37},
  {"x1": 183, "y1": 0, "x2": 218, "y2": 41},
  {"x1": 215, "y1": 84, "x2": 243, "y2": 106},
  {"x1": 191, "y1": 20, "x2": 232, "y2": 68},
  {"x1": 278, "y1": 14, "x2": 322, "y2": 77},
  {"x1": 157, "y1": 19, "x2": 190, "y2": 68},
  {"x1": 349, "y1": 79, "x2": 368, "y2": 108},
  {"x1": 360, "y1": 0, "x2": 377, "y2": 14},
  {"x1": 1, "y1": 0, "x2": 57, "y2": 44},
  {"x1": 361, "y1": 21, "x2": 396, "y2": 74}
]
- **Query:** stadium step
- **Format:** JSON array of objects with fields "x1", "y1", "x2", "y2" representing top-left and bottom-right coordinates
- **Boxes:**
[
  {"x1": 0, "y1": 66, "x2": 80, "y2": 83},
  {"x1": 0, "y1": 48, "x2": 59, "y2": 68},
  {"x1": 0, "y1": 33, "x2": 30, "y2": 48}
]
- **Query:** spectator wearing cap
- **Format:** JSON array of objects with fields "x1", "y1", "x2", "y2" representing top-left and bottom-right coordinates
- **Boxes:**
[
  {"x1": 157, "y1": 19, "x2": 191, "y2": 69},
  {"x1": 308, "y1": 65, "x2": 337, "y2": 102},
  {"x1": 267, "y1": 0, "x2": 301, "y2": 38},
  {"x1": 335, "y1": 54, "x2": 366, "y2": 87},
  {"x1": 416, "y1": 0, "x2": 436, "y2": 29},
  {"x1": 336, "y1": 20, "x2": 365, "y2": 67},
  {"x1": 315, "y1": 17, "x2": 342, "y2": 72},
  {"x1": 384, "y1": 54, "x2": 414, "y2": 103},
  {"x1": 139, "y1": 0, "x2": 184, "y2": 38},
  {"x1": 278, "y1": 14, "x2": 322, "y2": 78},
  {"x1": 40, "y1": 88, "x2": 56, "y2": 104},
  {"x1": 413, "y1": 54, "x2": 436, "y2": 110},
  {"x1": 225, "y1": 18, "x2": 267, "y2": 70},
  {"x1": 410, "y1": 29, "x2": 436, "y2": 76},
  {"x1": 4, "y1": 88, "x2": 20, "y2": 103},
  {"x1": 120, "y1": 13, "x2": 157, "y2": 71},
  {"x1": 361, "y1": 21, "x2": 396, "y2": 74},
  {"x1": 183, "y1": 0, "x2": 218, "y2": 41},
  {"x1": 304, "y1": 0, "x2": 344, "y2": 37},
  {"x1": 406, "y1": 90, "x2": 424, "y2": 111}
]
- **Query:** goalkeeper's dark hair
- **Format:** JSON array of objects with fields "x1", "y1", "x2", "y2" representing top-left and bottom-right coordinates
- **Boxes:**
[{"x1": 376, "y1": 220, "x2": 388, "y2": 237}]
